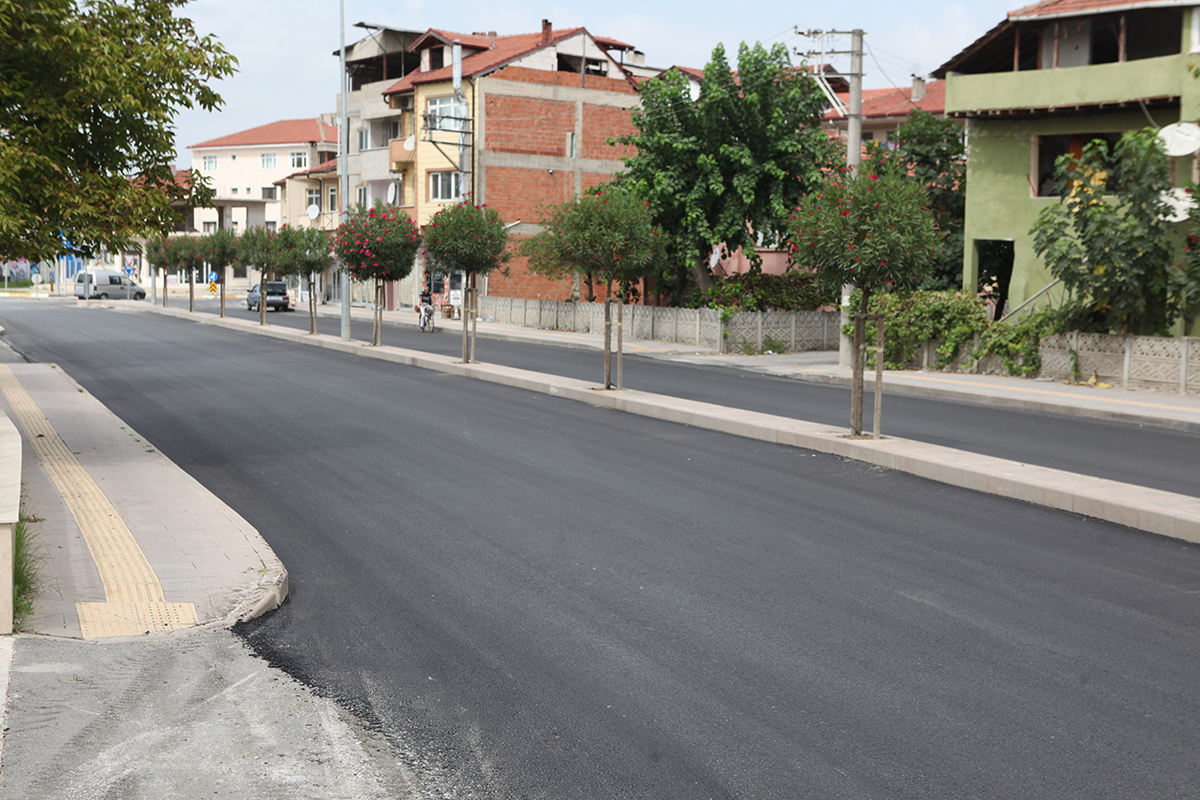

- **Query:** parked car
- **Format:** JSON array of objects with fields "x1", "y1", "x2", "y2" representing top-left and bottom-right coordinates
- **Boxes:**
[
  {"x1": 247, "y1": 281, "x2": 291, "y2": 312},
  {"x1": 74, "y1": 270, "x2": 145, "y2": 300}
]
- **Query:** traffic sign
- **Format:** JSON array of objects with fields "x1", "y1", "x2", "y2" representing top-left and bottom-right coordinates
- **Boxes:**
[
  {"x1": 124, "y1": 266, "x2": 135, "y2": 277},
  {"x1": 208, "y1": 271, "x2": 218, "y2": 283},
  {"x1": 208, "y1": 282, "x2": 217, "y2": 293}
]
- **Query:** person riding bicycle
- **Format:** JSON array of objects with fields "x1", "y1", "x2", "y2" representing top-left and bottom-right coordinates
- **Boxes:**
[{"x1": 418, "y1": 284, "x2": 434, "y2": 329}]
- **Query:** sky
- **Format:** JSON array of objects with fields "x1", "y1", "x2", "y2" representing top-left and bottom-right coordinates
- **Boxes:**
[{"x1": 172, "y1": 0, "x2": 1018, "y2": 167}]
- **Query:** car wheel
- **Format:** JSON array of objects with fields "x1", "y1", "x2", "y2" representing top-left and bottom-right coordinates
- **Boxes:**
[
  {"x1": 98, "y1": 293, "x2": 108, "y2": 300},
  {"x1": 135, "y1": 293, "x2": 145, "y2": 301}
]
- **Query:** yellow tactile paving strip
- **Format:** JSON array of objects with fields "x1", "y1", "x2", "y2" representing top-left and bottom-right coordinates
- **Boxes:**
[{"x1": 0, "y1": 365, "x2": 197, "y2": 637}]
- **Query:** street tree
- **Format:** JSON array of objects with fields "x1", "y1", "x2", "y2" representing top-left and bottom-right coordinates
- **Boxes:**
[
  {"x1": 145, "y1": 237, "x2": 169, "y2": 306},
  {"x1": 520, "y1": 185, "x2": 665, "y2": 302},
  {"x1": 421, "y1": 200, "x2": 511, "y2": 361},
  {"x1": 0, "y1": 0, "x2": 236, "y2": 262},
  {"x1": 1032, "y1": 129, "x2": 1199, "y2": 335},
  {"x1": 616, "y1": 42, "x2": 839, "y2": 298},
  {"x1": 236, "y1": 226, "x2": 275, "y2": 326},
  {"x1": 200, "y1": 228, "x2": 238, "y2": 317},
  {"x1": 334, "y1": 201, "x2": 421, "y2": 346},
  {"x1": 273, "y1": 225, "x2": 334, "y2": 333},
  {"x1": 787, "y1": 161, "x2": 941, "y2": 315}
]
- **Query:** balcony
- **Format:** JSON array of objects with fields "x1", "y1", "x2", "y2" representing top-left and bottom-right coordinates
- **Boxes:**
[{"x1": 945, "y1": 54, "x2": 1183, "y2": 117}]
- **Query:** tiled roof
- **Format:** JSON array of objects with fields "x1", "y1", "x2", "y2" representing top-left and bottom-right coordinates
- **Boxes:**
[
  {"x1": 594, "y1": 35, "x2": 635, "y2": 51},
  {"x1": 825, "y1": 81, "x2": 946, "y2": 120},
  {"x1": 384, "y1": 26, "x2": 617, "y2": 95},
  {"x1": 274, "y1": 158, "x2": 339, "y2": 185},
  {"x1": 411, "y1": 29, "x2": 494, "y2": 51},
  {"x1": 190, "y1": 119, "x2": 339, "y2": 149},
  {"x1": 1008, "y1": 0, "x2": 1160, "y2": 19}
]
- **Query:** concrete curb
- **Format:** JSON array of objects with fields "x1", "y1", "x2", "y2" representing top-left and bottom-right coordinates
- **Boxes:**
[
  {"x1": 781, "y1": 369, "x2": 1200, "y2": 435},
  {"x1": 143, "y1": 305, "x2": 1200, "y2": 545}
]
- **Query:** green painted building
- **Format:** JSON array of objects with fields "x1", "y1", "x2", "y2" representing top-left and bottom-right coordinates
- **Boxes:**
[{"x1": 933, "y1": 0, "x2": 1199, "y2": 334}]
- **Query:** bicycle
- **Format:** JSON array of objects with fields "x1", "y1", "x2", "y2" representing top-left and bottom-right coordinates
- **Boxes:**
[{"x1": 418, "y1": 301, "x2": 436, "y2": 333}]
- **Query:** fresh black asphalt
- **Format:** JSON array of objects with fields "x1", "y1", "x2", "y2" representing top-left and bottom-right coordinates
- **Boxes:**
[{"x1": 3, "y1": 301, "x2": 1198, "y2": 799}]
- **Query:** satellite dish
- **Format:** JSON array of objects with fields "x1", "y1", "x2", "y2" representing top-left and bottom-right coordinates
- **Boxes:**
[
  {"x1": 306, "y1": 204, "x2": 320, "y2": 220},
  {"x1": 1157, "y1": 122, "x2": 1200, "y2": 157},
  {"x1": 386, "y1": 183, "x2": 397, "y2": 204},
  {"x1": 1160, "y1": 188, "x2": 1195, "y2": 224},
  {"x1": 403, "y1": 135, "x2": 415, "y2": 152}
]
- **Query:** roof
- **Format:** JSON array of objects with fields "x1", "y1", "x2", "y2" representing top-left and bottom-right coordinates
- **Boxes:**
[
  {"x1": 410, "y1": 29, "x2": 495, "y2": 51},
  {"x1": 826, "y1": 81, "x2": 946, "y2": 120},
  {"x1": 274, "y1": 158, "x2": 339, "y2": 185},
  {"x1": 384, "y1": 26, "x2": 631, "y2": 95},
  {"x1": 190, "y1": 119, "x2": 339, "y2": 150},
  {"x1": 1007, "y1": 0, "x2": 1180, "y2": 19}
]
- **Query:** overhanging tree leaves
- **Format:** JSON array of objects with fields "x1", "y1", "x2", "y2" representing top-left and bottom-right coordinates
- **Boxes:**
[
  {"x1": 616, "y1": 42, "x2": 839, "y2": 298},
  {"x1": 0, "y1": 0, "x2": 236, "y2": 262},
  {"x1": 1031, "y1": 129, "x2": 1197, "y2": 336},
  {"x1": 421, "y1": 201, "x2": 511, "y2": 362},
  {"x1": 334, "y1": 201, "x2": 421, "y2": 345},
  {"x1": 787, "y1": 162, "x2": 941, "y2": 315}
]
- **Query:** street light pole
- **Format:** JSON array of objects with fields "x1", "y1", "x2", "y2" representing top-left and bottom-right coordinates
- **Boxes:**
[{"x1": 338, "y1": 0, "x2": 351, "y2": 341}]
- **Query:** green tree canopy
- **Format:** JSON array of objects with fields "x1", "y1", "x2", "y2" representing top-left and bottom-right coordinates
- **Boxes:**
[
  {"x1": 273, "y1": 225, "x2": 334, "y2": 332},
  {"x1": 235, "y1": 226, "x2": 274, "y2": 280},
  {"x1": 0, "y1": 0, "x2": 236, "y2": 262},
  {"x1": 1031, "y1": 129, "x2": 1198, "y2": 335},
  {"x1": 888, "y1": 110, "x2": 966, "y2": 290},
  {"x1": 200, "y1": 229, "x2": 238, "y2": 275},
  {"x1": 520, "y1": 185, "x2": 664, "y2": 301},
  {"x1": 787, "y1": 161, "x2": 941, "y2": 313},
  {"x1": 421, "y1": 200, "x2": 511, "y2": 278},
  {"x1": 616, "y1": 42, "x2": 839, "y2": 297},
  {"x1": 334, "y1": 201, "x2": 421, "y2": 283}
]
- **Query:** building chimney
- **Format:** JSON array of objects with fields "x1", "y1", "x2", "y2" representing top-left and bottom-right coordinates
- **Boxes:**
[
  {"x1": 542, "y1": 19, "x2": 552, "y2": 42},
  {"x1": 489, "y1": 31, "x2": 496, "y2": 48},
  {"x1": 911, "y1": 75, "x2": 927, "y2": 102}
]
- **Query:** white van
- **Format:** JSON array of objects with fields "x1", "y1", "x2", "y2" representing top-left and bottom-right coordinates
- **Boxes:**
[{"x1": 74, "y1": 270, "x2": 145, "y2": 300}]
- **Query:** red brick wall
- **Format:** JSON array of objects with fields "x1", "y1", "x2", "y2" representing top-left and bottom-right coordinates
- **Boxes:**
[
  {"x1": 581, "y1": 104, "x2": 636, "y2": 160},
  {"x1": 485, "y1": 96, "x2": 575, "y2": 156},
  {"x1": 484, "y1": 166, "x2": 575, "y2": 221},
  {"x1": 488, "y1": 65, "x2": 637, "y2": 94}
]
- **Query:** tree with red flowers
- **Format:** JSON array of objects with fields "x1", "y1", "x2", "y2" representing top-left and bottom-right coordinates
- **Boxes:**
[
  {"x1": 787, "y1": 161, "x2": 941, "y2": 314},
  {"x1": 421, "y1": 199, "x2": 511, "y2": 362},
  {"x1": 334, "y1": 200, "x2": 421, "y2": 345}
]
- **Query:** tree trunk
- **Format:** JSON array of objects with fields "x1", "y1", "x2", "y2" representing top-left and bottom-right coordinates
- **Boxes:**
[
  {"x1": 309, "y1": 273, "x2": 317, "y2": 334},
  {"x1": 259, "y1": 268, "x2": 267, "y2": 326},
  {"x1": 162, "y1": 270, "x2": 168, "y2": 308},
  {"x1": 188, "y1": 268, "x2": 194, "y2": 312},
  {"x1": 219, "y1": 265, "x2": 226, "y2": 318},
  {"x1": 692, "y1": 255, "x2": 713, "y2": 294},
  {"x1": 374, "y1": 279, "x2": 383, "y2": 346}
]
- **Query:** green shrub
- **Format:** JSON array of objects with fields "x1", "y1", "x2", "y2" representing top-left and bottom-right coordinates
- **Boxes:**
[
  {"x1": 846, "y1": 289, "x2": 987, "y2": 369},
  {"x1": 689, "y1": 269, "x2": 834, "y2": 311},
  {"x1": 13, "y1": 507, "x2": 42, "y2": 628}
]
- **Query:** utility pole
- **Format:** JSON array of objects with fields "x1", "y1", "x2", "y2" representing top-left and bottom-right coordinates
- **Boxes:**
[
  {"x1": 798, "y1": 28, "x2": 864, "y2": 368},
  {"x1": 338, "y1": 0, "x2": 351, "y2": 341}
]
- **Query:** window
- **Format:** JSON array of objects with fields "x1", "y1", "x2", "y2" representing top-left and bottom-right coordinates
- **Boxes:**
[
  {"x1": 231, "y1": 186, "x2": 238, "y2": 196},
  {"x1": 430, "y1": 46, "x2": 444, "y2": 70},
  {"x1": 428, "y1": 96, "x2": 466, "y2": 132},
  {"x1": 387, "y1": 119, "x2": 402, "y2": 141},
  {"x1": 1035, "y1": 133, "x2": 1122, "y2": 196},
  {"x1": 328, "y1": 186, "x2": 337, "y2": 212},
  {"x1": 306, "y1": 188, "x2": 320, "y2": 209},
  {"x1": 358, "y1": 128, "x2": 370, "y2": 151},
  {"x1": 430, "y1": 171, "x2": 462, "y2": 202},
  {"x1": 230, "y1": 153, "x2": 237, "y2": 161},
  {"x1": 265, "y1": 221, "x2": 277, "y2": 233},
  {"x1": 261, "y1": 186, "x2": 277, "y2": 200},
  {"x1": 201, "y1": 155, "x2": 218, "y2": 171},
  {"x1": 202, "y1": 221, "x2": 217, "y2": 233},
  {"x1": 261, "y1": 152, "x2": 277, "y2": 169},
  {"x1": 290, "y1": 151, "x2": 307, "y2": 169},
  {"x1": 357, "y1": 186, "x2": 368, "y2": 206}
]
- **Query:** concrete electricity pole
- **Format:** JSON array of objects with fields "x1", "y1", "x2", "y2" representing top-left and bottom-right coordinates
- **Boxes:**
[
  {"x1": 798, "y1": 28, "x2": 864, "y2": 368},
  {"x1": 338, "y1": 0, "x2": 351, "y2": 341}
]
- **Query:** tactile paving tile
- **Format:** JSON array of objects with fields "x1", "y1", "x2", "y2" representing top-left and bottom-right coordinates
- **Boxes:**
[
  {"x1": 0, "y1": 365, "x2": 198, "y2": 637},
  {"x1": 76, "y1": 601, "x2": 200, "y2": 638}
]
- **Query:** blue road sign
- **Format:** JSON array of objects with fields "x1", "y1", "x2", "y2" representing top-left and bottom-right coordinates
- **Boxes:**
[{"x1": 208, "y1": 271, "x2": 218, "y2": 283}]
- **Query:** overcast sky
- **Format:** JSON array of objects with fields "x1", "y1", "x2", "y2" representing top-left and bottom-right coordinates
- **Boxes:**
[{"x1": 172, "y1": 0, "x2": 1017, "y2": 167}]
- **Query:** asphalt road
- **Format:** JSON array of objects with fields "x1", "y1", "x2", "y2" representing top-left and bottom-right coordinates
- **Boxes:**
[
  {"x1": 186, "y1": 296, "x2": 1200, "y2": 498},
  {"x1": 3, "y1": 301, "x2": 1199, "y2": 799}
]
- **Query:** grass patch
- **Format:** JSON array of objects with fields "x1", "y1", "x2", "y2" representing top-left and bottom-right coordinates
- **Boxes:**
[{"x1": 13, "y1": 506, "x2": 43, "y2": 629}]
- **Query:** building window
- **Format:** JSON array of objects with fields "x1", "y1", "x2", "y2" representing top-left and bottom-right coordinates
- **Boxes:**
[
  {"x1": 387, "y1": 119, "x2": 402, "y2": 141},
  {"x1": 202, "y1": 222, "x2": 217, "y2": 233},
  {"x1": 201, "y1": 155, "x2": 218, "y2": 171},
  {"x1": 231, "y1": 186, "x2": 238, "y2": 196},
  {"x1": 427, "y1": 96, "x2": 466, "y2": 132},
  {"x1": 430, "y1": 46, "x2": 444, "y2": 71},
  {"x1": 430, "y1": 171, "x2": 462, "y2": 202},
  {"x1": 358, "y1": 128, "x2": 370, "y2": 151},
  {"x1": 265, "y1": 221, "x2": 277, "y2": 233},
  {"x1": 261, "y1": 152, "x2": 277, "y2": 169},
  {"x1": 306, "y1": 188, "x2": 320, "y2": 209},
  {"x1": 290, "y1": 151, "x2": 308, "y2": 169},
  {"x1": 230, "y1": 153, "x2": 237, "y2": 161},
  {"x1": 328, "y1": 186, "x2": 337, "y2": 212},
  {"x1": 357, "y1": 186, "x2": 368, "y2": 206},
  {"x1": 262, "y1": 186, "x2": 277, "y2": 200}
]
